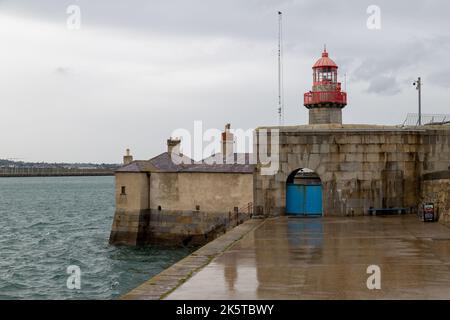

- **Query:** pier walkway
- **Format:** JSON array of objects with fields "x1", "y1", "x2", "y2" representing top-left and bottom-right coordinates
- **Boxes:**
[{"x1": 124, "y1": 215, "x2": 450, "y2": 300}]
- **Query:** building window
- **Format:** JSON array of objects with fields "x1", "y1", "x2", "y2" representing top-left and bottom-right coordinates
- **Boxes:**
[
  {"x1": 158, "y1": 205, "x2": 162, "y2": 211},
  {"x1": 196, "y1": 205, "x2": 200, "y2": 211},
  {"x1": 120, "y1": 186, "x2": 126, "y2": 195}
]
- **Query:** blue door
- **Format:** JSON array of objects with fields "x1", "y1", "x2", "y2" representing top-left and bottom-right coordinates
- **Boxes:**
[{"x1": 286, "y1": 183, "x2": 322, "y2": 216}]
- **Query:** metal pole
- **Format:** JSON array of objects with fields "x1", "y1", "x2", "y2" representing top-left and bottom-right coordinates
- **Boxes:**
[
  {"x1": 413, "y1": 77, "x2": 422, "y2": 126},
  {"x1": 344, "y1": 73, "x2": 347, "y2": 92},
  {"x1": 418, "y1": 77, "x2": 421, "y2": 126},
  {"x1": 277, "y1": 11, "x2": 283, "y2": 126}
]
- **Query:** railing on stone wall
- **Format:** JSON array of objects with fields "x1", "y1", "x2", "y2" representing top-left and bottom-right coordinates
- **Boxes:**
[
  {"x1": 228, "y1": 202, "x2": 253, "y2": 229},
  {"x1": 402, "y1": 113, "x2": 450, "y2": 126}
]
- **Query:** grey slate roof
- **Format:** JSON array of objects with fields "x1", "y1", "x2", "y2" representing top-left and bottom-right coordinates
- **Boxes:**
[
  {"x1": 116, "y1": 160, "x2": 159, "y2": 173},
  {"x1": 116, "y1": 152, "x2": 255, "y2": 174}
]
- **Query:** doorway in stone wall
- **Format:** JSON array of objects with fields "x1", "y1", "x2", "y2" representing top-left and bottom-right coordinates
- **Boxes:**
[{"x1": 286, "y1": 168, "x2": 323, "y2": 216}]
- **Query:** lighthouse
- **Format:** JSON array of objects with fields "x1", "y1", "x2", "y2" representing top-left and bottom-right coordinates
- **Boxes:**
[{"x1": 304, "y1": 47, "x2": 347, "y2": 124}]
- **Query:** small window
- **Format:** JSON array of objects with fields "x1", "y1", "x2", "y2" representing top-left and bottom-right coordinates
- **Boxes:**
[
  {"x1": 196, "y1": 205, "x2": 200, "y2": 211},
  {"x1": 158, "y1": 205, "x2": 162, "y2": 211},
  {"x1": 120, "y1": 186, "x2": 126, "y2": 195}
]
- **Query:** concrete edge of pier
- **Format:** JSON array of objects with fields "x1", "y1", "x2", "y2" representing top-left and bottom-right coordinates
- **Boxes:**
[{"x1": 120, "y1": 218, "x2": 266, "y2": 300}]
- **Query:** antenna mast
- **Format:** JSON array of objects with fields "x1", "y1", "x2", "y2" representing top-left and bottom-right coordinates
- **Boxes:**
[
  {"x1": 344, "y1": 72, "x2": 347, "y2": 92},
  {"x1": 278, "y1": 11, "x2": 284, "y2": 126}
]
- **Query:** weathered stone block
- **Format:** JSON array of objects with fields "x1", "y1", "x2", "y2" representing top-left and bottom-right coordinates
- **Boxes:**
[
  {"x1": 381, "y1": 144, "x2": 397, "y2": 153},
  {"x1": 311, "y1": 144, "x2": 321, "y2": 154},
  {"x1": 365, "y1": 153, "x2": 379, "y2": 162},
  {"x1": 386, "y1": 135, "x2": 403, "y2": 144},
  {"x1": 287, "y1": 136, "x2": 299, "y2": 145},
  {"x1": 287, "y1": 153, "x2": 298, "y2": 165},
  {"x1": 329, "y1": 144, "x2": 339, "y2": 153},
  {"x1": 366, "y1": 144, "x2": 382, "y2": 153},
  {"x1": 340, "y1": 144, "x2": 357, "y2": 153},
  {"x1": 345, "y1": 153, "x2": 364, "y2": 162},
  {"x1": 340, "y1": 162, "x2": 362, "y2": 172},
  {"x1": 320, "y1": 143, "x2": 330, "y2": 153},
  {"x1": 386, "y1": 153, "x2": 399, "y2": 162},
  {"x1": 336, "y1": 171, "x2": 358, "y2": 181},
  {"x1": 348, "y1": 135, "x2": 362, "y2": 144},
  {"x1": 362, "y1": 171, "x2": 373, "y2": 180},
  {"x1": 307, "y1": 154, "x2": 321, "y2": 168}
]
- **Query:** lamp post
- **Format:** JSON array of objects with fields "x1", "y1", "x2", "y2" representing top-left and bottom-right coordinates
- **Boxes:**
[{"x1": 413, "y1": 77, "x2": 422, "y2": 125}]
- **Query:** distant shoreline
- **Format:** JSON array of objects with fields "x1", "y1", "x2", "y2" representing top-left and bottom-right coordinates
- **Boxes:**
[
  {"x1": 0, "y1": 159, "x2": 120, "y2": 178},
  {"x1": 0, "y1": 170, "x2": 115, "y2": 178}
]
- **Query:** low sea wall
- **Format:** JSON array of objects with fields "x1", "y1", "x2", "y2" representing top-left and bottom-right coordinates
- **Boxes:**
[{"x1": 109, "y1": 208, "x2": 251, "y2": 246}]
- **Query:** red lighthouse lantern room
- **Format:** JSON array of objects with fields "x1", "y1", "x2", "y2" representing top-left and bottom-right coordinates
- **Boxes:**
[{"x1": 304, "y1": 47, "x2": 347, "y2": 124}]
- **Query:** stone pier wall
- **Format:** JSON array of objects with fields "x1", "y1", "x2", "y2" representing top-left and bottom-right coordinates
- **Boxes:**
[
  {"x1": 110, "y1": 171, "x2": 254, "y2": 245},
  {"x1": 254, "y1": 124, "x2": 450, "y2": 216},
  {"x1": 109, "y1": 208, "x2": 250, "y2": 246}
]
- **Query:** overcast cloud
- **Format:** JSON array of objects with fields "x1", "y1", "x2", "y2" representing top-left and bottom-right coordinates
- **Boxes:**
[{"x1": 0, "y1": 0, "x2": 449, "y2": 163}]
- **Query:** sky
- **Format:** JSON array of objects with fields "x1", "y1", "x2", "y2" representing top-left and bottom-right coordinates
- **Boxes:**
[{"x1": 0, "y1": 0, "x2": 449, "y2": 163}]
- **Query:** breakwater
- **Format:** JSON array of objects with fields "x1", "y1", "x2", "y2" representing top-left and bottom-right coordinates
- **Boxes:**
[{"x1": 0, "y1": 168, "x2": 115, "y2": 177}]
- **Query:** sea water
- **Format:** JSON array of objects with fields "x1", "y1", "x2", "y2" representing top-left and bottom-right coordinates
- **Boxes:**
[{"x1": 0, "y1": 176, "x2": 191, "y2": 300}]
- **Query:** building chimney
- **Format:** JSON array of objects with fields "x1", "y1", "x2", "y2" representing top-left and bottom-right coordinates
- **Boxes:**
[
  {"x1": 167, "y1": 137, "x2": 181, "y2": 155},
  {"x1": 123, "y1": 148, "x2": 133, "y2": 165},
  {"x1": 221, "y1": 123, "x2": 234, "y2": 158}
]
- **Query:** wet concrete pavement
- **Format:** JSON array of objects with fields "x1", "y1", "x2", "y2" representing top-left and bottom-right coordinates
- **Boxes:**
[{"x1": 166, "y1": 215, "x2": 450, "y2": 299}]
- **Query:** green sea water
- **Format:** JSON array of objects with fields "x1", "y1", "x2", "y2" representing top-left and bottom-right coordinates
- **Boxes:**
[{"x1": 0, "y1": 176, "x2": 192, "y2": 300}]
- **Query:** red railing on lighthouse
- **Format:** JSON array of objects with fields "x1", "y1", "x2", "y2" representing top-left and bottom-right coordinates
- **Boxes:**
[{"x1": 304, "y1": 91, "x2": 347, "y2": 106}]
